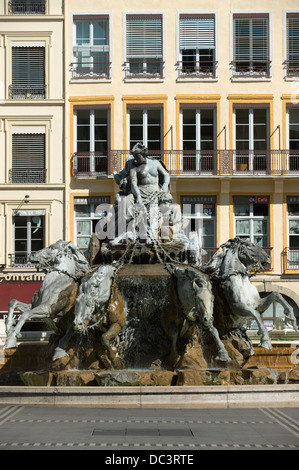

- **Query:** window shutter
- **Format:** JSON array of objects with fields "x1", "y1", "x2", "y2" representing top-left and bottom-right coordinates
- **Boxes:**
[
  {"x1": 287, "y1": 15, "x2": 299, "y2": 61},
  {"x1": 126, "y1": 15, "x2": 162, "y2": 58},
  {"x1": 12, "y1": 134, "x2": 45, "y2": 182},
  {"x1": 180, "y1": 15, "x2": 215, "y2": 50},
  {"x1": 12, "y1": 47, "x2": 45, "y2": 94},
  {"x1": 233, "y1": 16, "x2": 269, "y2": 62}
]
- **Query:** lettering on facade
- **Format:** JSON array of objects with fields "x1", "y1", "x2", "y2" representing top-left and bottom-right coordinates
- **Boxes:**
[{"x1": 0, "y1": 273, "x2": 45, "y2": 283}]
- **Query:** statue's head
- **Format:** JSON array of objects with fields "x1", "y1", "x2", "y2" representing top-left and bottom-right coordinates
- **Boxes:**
[{"x1": 132, "y1": 142, "x2": 148, "y2": 165}]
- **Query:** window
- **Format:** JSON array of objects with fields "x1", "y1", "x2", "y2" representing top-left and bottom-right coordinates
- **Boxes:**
[
  {"x1": 181, "y1": 196, "x2": 216, "y2": 262},
  {"x1": 12, "y1": 211, "x2": 45, "y2": 266},
  {"x1": 10, "y1": 45, "x2": 46, "y2": 99},
  {"x1": 178, "y1": 14, "x2": 216, "y2": 78},
  {"x1": 233, "y1": 196, "x2": 269, "y2": 247},
  {"x1": 128, "y1": 107, "x2": 163, "y2": 153},
  {"x1": 72, "y1": 16, "x2": 110, "y2": 79},
  {"x1": 125, "y1": 14, "x2": 163, "y2": 78},
  {"x1": 74, "y1": 108, "x2": 110, "y2": 176},
  {"x1": 232, "y1": 14, "x2": 270, "y2": 77},
  {"x1": 287, "y1": 107, "x2": 299, "y2": 171},
  {"x1": 286, "y1": 13, "x2": 299, "y2": 77},
  {"x1": 181, "y1": 107, "x2": 216, "y2": 172},
  {"x1": 8, "y1": 0, "x2": 46, "y2": 15},
  {"x1": 74, "y1": 197, "x2": 110, "y2": 250},
  {"x1": 234, "y1": 107, "x2": 269, "y2": 172},
  {"x1": 11, "y1": 132, "x2": 46, "y2": 183}
]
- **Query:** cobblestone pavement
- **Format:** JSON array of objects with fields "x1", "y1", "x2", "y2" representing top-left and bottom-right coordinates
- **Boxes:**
[{"x1": 0, "y1": 406, "x2": 298, "y2": 451}]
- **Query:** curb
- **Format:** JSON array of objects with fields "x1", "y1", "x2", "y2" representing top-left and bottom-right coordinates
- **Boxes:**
[{"x1": 0, "y1": 384, "x2": 298, "y2": 408}]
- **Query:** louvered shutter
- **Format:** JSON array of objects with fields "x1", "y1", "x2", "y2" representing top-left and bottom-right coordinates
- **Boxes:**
[
  {"x1": 126, "y1": 15, "x2": 162, "y2": 58},
  {"x1": 12, "y1": 47, "x2": 45, "y2": 97},
  {"x1": 233, "y1": 16, "x2": 269, "y2": 62},
  {"x1": 12, "y1": 134, "x2": 46, "y2": 183},
  {"x1": 287, "y1": 15, "x2": 299, "y2": 62},
  {"x1": 180, "y1": 15, "x2": 215, "y2": 50}
]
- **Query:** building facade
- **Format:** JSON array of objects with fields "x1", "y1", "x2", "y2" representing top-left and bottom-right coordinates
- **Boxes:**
[
  {"x1": 0, "y1": 0, "x2": 65, "y2": 337},
  {"x1": 0, "y1": 0, "x2": 299, "y2": 342},
  {"x1": 64, "y1": 0, "x2": 299, "y2": 334}
]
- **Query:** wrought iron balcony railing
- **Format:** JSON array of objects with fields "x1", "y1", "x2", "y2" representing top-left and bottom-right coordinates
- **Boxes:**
[
  {"x1": 9, "y1": 169, "x2": 47, "y2": 184},
  {"x1": 230, "y1": 60, "x2": 271, "y2": 78},
  {"x1": 72, "y1": 150, "x2": 299, "y2": 178},
  {"x1": 70, "y1": 62, "x2": 111, "y2": 80},
  {"x1": 9, "y1": 253, "x2": 35, "y2": 267},
  {"x1": 9, "y1": 85, "x2": 46, "y2": 100},
  {"x1": 176, "y1": 61, "x2": 217, "y2": 79},
  {"x1": 283, "y1": 60, "x2": 299, "y2": 78},
  {"x1": 8, "y1": 1, "x2": 46, "y2": 14},
  {"x1": 282, "y1": 248, "x2": 299, "y2": 272},
  {"x1": 123, "y1": 60, "x2": 164, "y2": 79}
]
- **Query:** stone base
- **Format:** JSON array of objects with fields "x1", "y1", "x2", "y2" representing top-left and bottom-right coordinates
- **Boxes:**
[{"x1": 15, "y1": 366, "x2": 299, "y2": 387}]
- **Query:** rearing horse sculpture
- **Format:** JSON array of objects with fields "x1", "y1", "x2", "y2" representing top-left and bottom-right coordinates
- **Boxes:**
[{"x1": 202, "y1": 237, "x2": 298, "y2": 350}]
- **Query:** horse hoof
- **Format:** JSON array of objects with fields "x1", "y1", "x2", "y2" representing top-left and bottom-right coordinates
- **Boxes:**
[
  {"x1": 216, "y1": 353, "x2": 231, "y2": 362},
  {"x1": 52, "y1": 347, "x2": 69, "y2": 361},
  {"x1": 258, "y1": 341, "x2": 272, "y2": 351}
]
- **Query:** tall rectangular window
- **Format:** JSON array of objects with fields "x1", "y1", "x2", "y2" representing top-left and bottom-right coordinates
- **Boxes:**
[
  {"x1": 72, "y1": 16, "x2": 110, "y2": 79},
  {"x1": 74, "y1": 197, "x2": 110, "y2": 250},
  {"x1": 128, "y1": 107, "x2": 163, "y2": 153},
  {"x1": 11, "y1": 133, "x2": 46, "y2": 183},
  {"x1": 181, "y1": 107, "x2": 216, "y2": 172},
  {"x1": 234, "y1": 107, "x2": 269, "y2": 172},
  {"x1": 286, "y1": 13, "x2": 299, "y2": 77},
  {"x1": 286, "y1": 197, "x2": 299, "y2": 268},
  {"x1": 11, "y1": 46, "x2": 46, "y2": 99},
  {"x1": 233, "y1": 14, "x2": 270, "y2": 77},
  {"x1": 74, "y1": 108, "x2": 110, "y2": 176},
  {"x1": 125, "y1": 14, "x2": 163, "y2": 78},
  {"x1": 181, "y1": 195, "x2": 216, "y2": 254},
  {"x1": 233, "y1": 196, "x2": 269, "y2": 247},
  {"x1": 13, "y1": 213, "x2": 45, "y2": 266},
  {"x1": 178, "y1": 14, "x2": 216, "y2": 78}
]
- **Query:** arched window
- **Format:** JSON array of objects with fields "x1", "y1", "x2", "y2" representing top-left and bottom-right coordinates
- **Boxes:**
[{"x1": 247, "y1": 293, "x2": 299, "y2": 330}]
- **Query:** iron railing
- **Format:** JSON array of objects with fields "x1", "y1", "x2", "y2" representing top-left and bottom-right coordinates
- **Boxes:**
[
  {"x1": 8, "y1": 0, "x2": 46, "y2": 14},
  {"x1": 282, "y1": 248, "x2": 299, "y2": 271},
  {"x1": 176, "y1": 61, "x2": 217, "y2": 79},
  {"x1": 9, "y1": 253, "x2": 35, "y2": 267},
  {"x1": 72, "y1": 150, "x2": 299, "y2": 178},
  {"x1": 9, "y1": 169, "x2": 47, "y2": 183},
  {"x1": 70, "y1": 62, "x2": 111, "y2": 80},
  {"x1": 123, "y1": 60, "x2": 164, "y2": 79},
  {"x1": 230, "y1": 60, "x2": 271, "y2": 78},
  {"x1": 284, "y1": 60, "x2": 299, "y2": 78},
  {"x1": 9, "y1": 85, "x2": 46, "y2": 99}
]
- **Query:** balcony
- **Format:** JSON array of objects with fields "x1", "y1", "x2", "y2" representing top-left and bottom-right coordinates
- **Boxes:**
[
  {"x1": 284, "y1": 60, "x2": 299, "y2": 78},
  {"x1": 9, "y1": 169, "x2": 47, "y2": 184},
  {"x1": 283, "y1": 248, "x2": 299, "y2": 272},
  {"x1": 123, "y1": 60, "x2": 164, "y2": 80},
  {"x1": 8, "y1": 0, "x2": 46, "y2": 14},
  {"x1": 72, "y1": 150, "x2": 299, "y2": 178},
  {"x1": 176, "y1": 60, "x2": 217, "y2": 79},
  {"x1": 9, "y1": 85, "x2": 46, "y2": 100},
  {"x1": 9, "y1": 253, "x2": 35, "y2": 268},
  {"x1": 230, "y1": 60, "x2": 271, "y2": 78},
  {"x1": 70, "y1": 62, "x2": 111, "y2": 81}
]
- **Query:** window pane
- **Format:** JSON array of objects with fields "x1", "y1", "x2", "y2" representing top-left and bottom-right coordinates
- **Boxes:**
[
  {"x1": 253, "y1": 204, "x2": 268, "y2": 216},
  {"x1": 77, "y1": 221, "x2": 91, "y2": 236},
  {"x1": 289, "y1": 219, "x2": 299, "y2": 234},
  {"x1": 235, "y1": 204, "x2": 250, "y2": 216},
  {"x1": 93, "y1": 20, "x2": 108, "y2": 46},
  {"x1": 75, "y1": 205, "x2": 90, "y2": 218},
  {"x1": 76, "y1": 22, "x2": 90, "y2": 46},
  {"x1": 236, "y1": 219, "x2": 250, "y2": 234},
  {"x1": 288, "y1": 203, "x2": 299, "y2": 216}
]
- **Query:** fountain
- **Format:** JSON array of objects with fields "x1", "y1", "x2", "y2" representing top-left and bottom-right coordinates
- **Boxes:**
[{"x1": 2, "y1": 143, "x2": 299, "y2": 388}]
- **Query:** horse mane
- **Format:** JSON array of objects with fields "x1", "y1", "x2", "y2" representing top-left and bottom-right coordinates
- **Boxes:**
[{"x1": 202, "y1": 238, "x2": 249, "y2": 278}]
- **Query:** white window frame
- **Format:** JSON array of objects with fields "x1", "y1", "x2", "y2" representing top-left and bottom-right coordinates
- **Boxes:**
[
  {"x1": 181, "y1": 196, "x2": 216, "y2": 249},
  {"x1": 71, "y1": 12, "x2": 112, "y2": 81},
  {"x1": 283, "y1": 10, "x2": 299, "y2": 80},
  {"x1": 233, "y1": 106, "x2": 270, "y2": 173},
  {"x1": 127, "y1": 107, "x2": 163, "y2": 152},
  {"x1": 176, "y1": 11, "x2": 218, "y2": 81},
  {"x1": 74, "y1": 197, "x2": 110, "y2": 250},
  {"x1": 230, "y1": 10, "x2": 272, "y2": 81},
  {"x1": 233, "y1": 198, "x2": 269, "y2": 247},
  {"x1": 123, "y1": 11, "x2": 166, "y2": 81}
]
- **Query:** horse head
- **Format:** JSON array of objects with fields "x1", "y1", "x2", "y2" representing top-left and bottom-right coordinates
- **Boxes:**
[
  {"x1": 174, "y1": 268, "x2": 214, "y2": 328},
  {"x1": 236, "y1": 238, "x2": 271, "y2": 272},
  {"x1": 30, "y1": 240, "x2": 90, "y2": 278}
]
